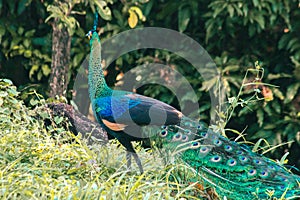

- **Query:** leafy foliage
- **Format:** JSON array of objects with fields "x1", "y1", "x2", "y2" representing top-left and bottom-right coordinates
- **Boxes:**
[
  {"x1": 0, "y1": 0, "x2": 299, "y2": 178},
  {"x1": 0, "y1": 79, "x2": 220, "y2": 199}
]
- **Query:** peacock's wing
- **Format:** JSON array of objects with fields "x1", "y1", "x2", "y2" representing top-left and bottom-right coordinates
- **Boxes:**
[{"x1": 94, "y1": 91, "x2": 182, "y2": 131}]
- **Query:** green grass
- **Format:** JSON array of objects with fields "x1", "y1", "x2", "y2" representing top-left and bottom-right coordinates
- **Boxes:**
[{"x1": 0, "y1": 79, "x2": 215, "y2": 200}]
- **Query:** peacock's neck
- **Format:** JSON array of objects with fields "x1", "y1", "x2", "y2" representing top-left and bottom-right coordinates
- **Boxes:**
[{"x1": 88, "y1": 40, "x2": 111, "y2": 101}]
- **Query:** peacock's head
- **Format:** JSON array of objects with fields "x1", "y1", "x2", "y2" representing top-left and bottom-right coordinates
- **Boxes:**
[
  {"x1": 86, "y1": 30, "x2": 100, "y2": 47},
  {"x1": 86, "y1": 30, "x2": 94, "y2": 40}
]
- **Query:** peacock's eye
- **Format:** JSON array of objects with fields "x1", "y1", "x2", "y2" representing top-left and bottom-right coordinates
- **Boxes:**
[
  {"x1": 236, "y1": 150, "x2": 243, "y2": 155},
  {"x1": 190, "y1": 141, "x2": 201, "y2": 149},
  {"x1": 227, "y1": 158, "x2": 237, "y2": 166},
  {"x1": 181, "y1": 135, "x2": 189, "y2": 142},
  {"x1": 173, "y1": 133, "x2": 182, "y2": 141},
  {"x1": 239, "y1": 156, "x2": 248, "y2": 162},
  {"x1": 200, "y1": 132, "x2": 208, "y2": 138},
  {"x1": 279, "y1": 177, "x2": 288, "y2": 182},
  {"x1": 278, "y1": 185, "x2": 286, "y2": 190},
  {"x1": 210, "y1": 155, "x2": 222, "y2": 162},
  {"x1": 259, "y1": 170, "x2": 268, "y2": 178},
  {"x1": 213, "y1": 139, "x2": 222, "y2": 147},
  {"x1": 160, "y1": 130, "x2": 168, "y2": 137},
  {"x1": 253, "y1": 159, "x2": 262, "y2": 165},
  {"x1": 199, "y1": 146, "x2": 209, "y2": 154},
  {"x1": 248, "y1": 169, "x2": 256, "y2": 176},
  {"x1": 224, "y1": 145, "x2": 232, "y2": 151}
]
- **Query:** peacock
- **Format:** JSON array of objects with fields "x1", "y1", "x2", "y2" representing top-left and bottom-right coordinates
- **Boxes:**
[
  {"x1": 86, "y1": 12, "x2": 300, "y2": 199},
  {"x1": 87, "y1": 27, "x2": 183, "y2": 173}
]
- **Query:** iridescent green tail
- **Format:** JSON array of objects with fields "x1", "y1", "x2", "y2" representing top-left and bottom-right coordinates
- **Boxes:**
[{"x1": 158, "y1": 116, "x2": 300, "y2": 199}]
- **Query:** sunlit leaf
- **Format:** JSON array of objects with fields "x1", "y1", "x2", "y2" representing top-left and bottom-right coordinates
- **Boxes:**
[
  {"x1": 128, "y1": 10, "x2": 138, "y2": 28},
  {"x1": 284, "y1": 83, "x2": 300, "y2": 104},
  {"x1": 95, "y1": 0, "x2": 112, "y2": 21},
  {"x1": 178, "y1": 6, "x2": 191, "y2": 32}
]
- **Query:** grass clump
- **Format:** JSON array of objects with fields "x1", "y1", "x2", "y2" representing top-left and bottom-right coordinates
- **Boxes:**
[{"x1": 0, "y1": 79, "x2": 213, "y2": 200}]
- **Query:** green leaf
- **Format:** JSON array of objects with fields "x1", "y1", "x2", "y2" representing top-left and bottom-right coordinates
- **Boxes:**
[
  {"x1": 7, "y1": 88, "x2": 18, "y2": 96},
  {"x1": 29, "y1": 65, "x2": 39, "y2": 79},
  {"x1": 284, "y1": 83, "x2": 300, "y2": 104},
  {"x1": 271, "y1": 100, "x2": 281, "y2": 114},
  {"x1": 95, "y1": 0, "x2": 112, "y2": 21},
  {"x1": 37, "y1": 70, "x2": 43, "y2": 81},
  {"x1": 29, "y1": 98, "x2": 39, "y2": 106},
  {"x1": 54, "y1": 116, "x2": 63, "y2": 124},
  {"x1": 256, "y1": 108, "x2": 264, "y2": 127},
  {"x1": 1, "y1": 79, "x2": 13, "y2": 85},
  {"x1": 23, "y1": 39, "x2": 30, "y2": 48},
  {"x1": 252, "y1": 0, "x2": 259, "y2": 7},
  {"x1": 25, "y1": 30, "x2": 35, "y2": 37},
  {"x1": 17, "y1": 0, "x2": 31, "y2": 15},
  {"x1": 242, "y1": 5, "x2": 248, "y2": 17},
  {"x1": 227, "y1": 5, "x2": 234, "y2": 18},
  {"x1": 116, "y1": 57, "x2": 123, "y2": 66},
  {"x1": 18, "y1": 27, "x2": 24, "y2": 35},
  {"x1": 272, "y1": 88, "x2": 284, "y2": 100},
  {"x1": 0, "y1": 91, "x2": 8, "y2": 97},
  {"x1": 248, "y1": 25, "x2": 256, "y2": 37},
  {"x1": 143, "y1": 0, "x2": 153, "y2": 16},
  {"x1": 212, "y1": 3, "x2": 227, "y2": 18},
  {"x1": 7, "y1": 0, "x2": 15, "y2": 14},
  {"x1": 73, "y1": 53, "x2": 84, "y2": 67},
  {"x1": 178, "y1": 6, "x2": 191, "y2": 32},
  {"x1": 24, "y1": 50, "x2": 32, "y2": 58},
  {"x1": 41, "y1": 64, "x2": 51, "y2": 76},
  {"x1": 223, "y1": 65, "x2": 240, "y2": 72},
  {"x1": 0, "y1": 25, "x2": 5, "y2": 36},
  {"x1": 253, "y1": 14, "x2": 265, "y2": 29},
  {"x1": 278, "y1": 34, "x2": 290, "y2": 50}
]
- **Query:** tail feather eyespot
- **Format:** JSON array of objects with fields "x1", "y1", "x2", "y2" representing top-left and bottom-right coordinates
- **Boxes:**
[
  {"x1": 173, "y1": 133, "x2": 182, "y2": 141},
  {"x1": 259, "y1": 170, "x2": 269, "y2": 178},
  {"x1": 248, "y1": 169, "x2": 257, "y2": 176},
  {"x1": 210, "y1": 155, "x2": 222, "y2": 163},
  {"x1": 236, "y1": 150, "x2": 244, "y2": 155},
  {"x1": 253, "y1": 159, "x2": 263, "y2": 165},
  {"x1": 200, "y1": 132, "x2": 208, "y2": 138},
  {"x1": 199, "y1": 146, "x2": 209, "y2": 154},
  {"x1": 160, "y1": 130, "x2": 168, "y2": 137},
  {"x1": 239, "y1": 156, "x2": 248, "y2": 163},
  {"x1": 161, "y1": 125, "x2": 167, "y2": 129},
  {"x1": 184, "y1": 129, "x2": 192, "y2": 135},
  {"x1": 190, "y1": 141, "x2": 201, "y2": 149},
  {"x1": 181, "y1": 135, "x2": 189, "y2": 142},
  {"x1": 213, "y1": 139, "x2": 222, "y2": 147},
  {"x1": 227, "y1": 158, "x2": 237, "y2": 166},
  {"x1": 224, "y1": 145, "x2": 233, "y2": 152}
]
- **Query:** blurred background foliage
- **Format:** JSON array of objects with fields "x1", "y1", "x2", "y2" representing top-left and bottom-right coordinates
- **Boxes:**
[{"x1": 0, "y1": 0, "x2": 299, "y2": 169}]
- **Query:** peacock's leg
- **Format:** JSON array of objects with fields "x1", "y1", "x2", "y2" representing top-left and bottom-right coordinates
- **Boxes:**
[
  {"x1": 125, "y1": 143, "x2": 144, "y2": 174},
  {"x1": 126, "y1": 151, "x2": 132, "y2": 169},
  {"x1": 131, "y1": 151, "x2": 144, "y2": 174}
]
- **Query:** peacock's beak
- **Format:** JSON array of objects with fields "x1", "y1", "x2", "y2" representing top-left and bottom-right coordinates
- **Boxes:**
[{"x1": 86, "y1": 31, "x2": 92, "y2": 40}]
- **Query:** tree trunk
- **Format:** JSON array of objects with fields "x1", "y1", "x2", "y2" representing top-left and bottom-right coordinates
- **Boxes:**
[{"x1": 49, "y1": 18, "x2": 71, "y2": 98}]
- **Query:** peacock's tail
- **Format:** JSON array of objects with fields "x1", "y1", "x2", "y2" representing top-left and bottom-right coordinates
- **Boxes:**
[{"x1": 157, "y1": 116, "x2": 300, "y2": 199}]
